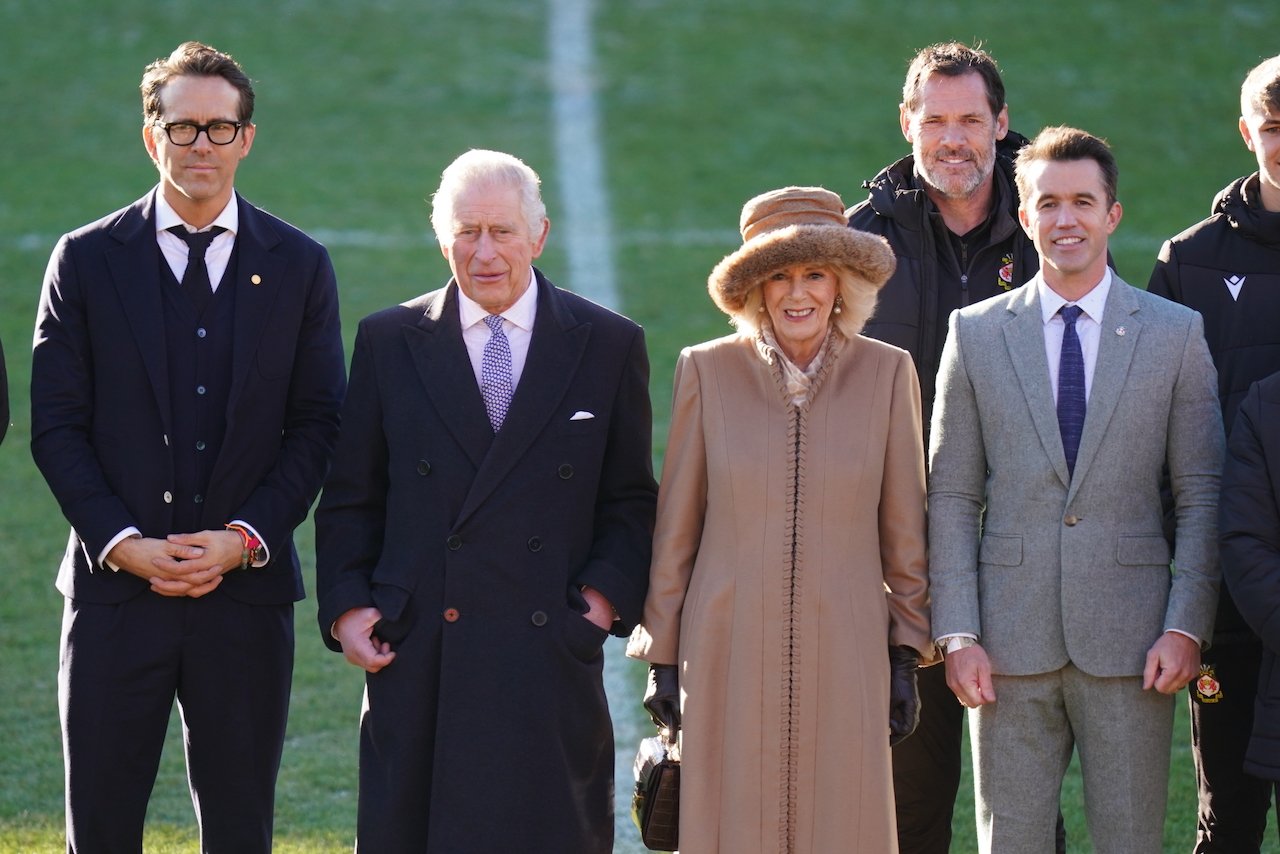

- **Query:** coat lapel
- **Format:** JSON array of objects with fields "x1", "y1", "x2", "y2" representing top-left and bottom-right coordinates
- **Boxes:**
[
  {"x1": 106, "y1": 192, "x2": 172, "y2": 437},
  {"x1": 1069, "y1": 277, "x2": 1141, "y2": 491},
  {"x1": 406, "y1": 286, "x2": 494, "y2": 471},
  {"x1": 1002, "y1": 285, "x2": 1071, "y2": 486},
  {"x1": 455, "y1": 273, "x2": 590, "y2": 528},
  {"x1": 227, "y1": 197, "x2": 288, "y2": 417}
]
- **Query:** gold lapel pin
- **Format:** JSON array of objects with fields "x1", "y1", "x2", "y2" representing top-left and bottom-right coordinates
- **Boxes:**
[{"x1": 250, "y1": 274, "x2": 262, "y2": 285}]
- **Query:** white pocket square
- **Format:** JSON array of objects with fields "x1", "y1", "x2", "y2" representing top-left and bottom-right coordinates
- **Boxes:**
[{"x1": 569, "y1": 411, "x2": 595, "y2": 421}]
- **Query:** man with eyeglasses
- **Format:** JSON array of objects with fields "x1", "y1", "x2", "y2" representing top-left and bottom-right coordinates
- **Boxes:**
[{"x1": 31, "y1": 40, "x2": 345, "y2": 852}]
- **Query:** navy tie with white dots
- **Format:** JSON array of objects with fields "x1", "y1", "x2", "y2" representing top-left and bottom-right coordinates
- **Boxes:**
[{"x1": 481, "y1": 314, "x2": 513, "y2": 431}]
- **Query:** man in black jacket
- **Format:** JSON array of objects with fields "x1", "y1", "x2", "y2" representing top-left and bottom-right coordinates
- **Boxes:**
[
  {"x1": 1148, "y1": 54, "x2": 1280, "y2": 853},
  {"x1": 846, "y1": 42, "x2": 1040, "y2": 854}
]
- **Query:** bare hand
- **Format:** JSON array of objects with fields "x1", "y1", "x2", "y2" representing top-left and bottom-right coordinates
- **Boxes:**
[
  {"x1": 579, "y1": 585, "x2": 616, "y2": 631},
  {"x1": 945, "y1": 644, "x2": 997, "y2": 708},
  {"x1": 335, "y1": 607, "x2": 397, "y2": 673},
  {"x1": 106, "y1": 534, "x2": 224, "y2": 598},
  {"x1": 1143, "y1": 631, "x2": 1200, "y2": 694},
  {"x1": 152, "y1": 530, "x2": 244, "y2": 597}
]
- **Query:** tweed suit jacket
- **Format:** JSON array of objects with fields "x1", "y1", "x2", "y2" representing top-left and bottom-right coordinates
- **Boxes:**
[{"x1": 928, "y1": 274, "x2": 1223, "y2": 678}]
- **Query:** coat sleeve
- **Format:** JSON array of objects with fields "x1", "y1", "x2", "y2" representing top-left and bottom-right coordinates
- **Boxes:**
[
  {"x1": 879, "y1": 348, "x2": 933, "y2": 661},
  {"x1": 1164, "y1": 312, "x2": 1224, "y2": 642},
  {"x1": 314, "y1": 320, "x2": 387, "y2": 650},
  {"x1": 926, "y1": 310, "x2": 987, "y2": 641},
  {"x1": 627, "y1": 348, "x2": 707, "y2": 665},
  {"x1": 1220, "y1": 383, "x2": 1280, "y2": 652},
  {"x1": 31, "y1": 234, "x2": 139, "y2": 559},
  {"x1": 1145, "y1": 239, "x2": 1181, "y2": 302},
  {"x1": 572, "y1": 325, "x2": 659, "y2": 635},
  {"x1": 228, "y1": 245, "x2": 346, "y2": 554}
]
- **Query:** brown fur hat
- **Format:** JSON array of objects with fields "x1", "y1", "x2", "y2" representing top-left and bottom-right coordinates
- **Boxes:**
[{"x1": 708, "y1": 186, "x2": 895, "y2": 318}]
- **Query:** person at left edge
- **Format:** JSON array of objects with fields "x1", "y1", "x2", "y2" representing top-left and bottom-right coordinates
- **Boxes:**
[
  {"x1": 314, "y1": 149, "x2": 658, "y2": 853},
  {"x1": 30, "y1": 41, "x2": 346, "y2": 853},
  {"x1": 1, "y1": 334, "x2": 8, "y2": 445}
]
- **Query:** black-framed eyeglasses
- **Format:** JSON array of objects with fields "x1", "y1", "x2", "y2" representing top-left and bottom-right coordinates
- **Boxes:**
[{"x1": 153, "y1": 120, "x2": 243, "y2": 146}]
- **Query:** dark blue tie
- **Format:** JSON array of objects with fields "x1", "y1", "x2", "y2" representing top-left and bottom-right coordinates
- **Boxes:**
[
  {"x1": 1057, "y1": 305, "x2": 1086, "y2": 478},
  {"x1": 168, "y1": 225, "x2": 226, "y2": 313}
]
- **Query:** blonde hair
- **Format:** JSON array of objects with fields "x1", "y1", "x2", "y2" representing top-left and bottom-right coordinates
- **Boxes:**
[{"x1": 729, "y1": 265, "x2": 879, "y2": 340}]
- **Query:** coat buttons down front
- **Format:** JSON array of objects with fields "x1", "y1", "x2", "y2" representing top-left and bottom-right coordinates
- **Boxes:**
[
  {"x1": 196, "y1": 441, "x2": 206, "y2": 451},
  {"x1": 443, "y1": 608, "x2": 460, "y2": 623},
  {"x1": 530, "y1": 610, "x2": 548, "y2": 627},
  {"x1": 446, "y1": 535, "x2": 462, "y2": 550},
  {"x1": 558, "y1": 463, "x2": 574, "y2": 480},
  {"x1": 163, "y1": 491, "x2": 173, "y2": 504},
  {"x1": 197, "y1": 328, "x2": 207, "y2": 338},
  {"x1": 1064, "y1": 515, "x2": 1081, "y2": 527},
  {"x1": 527, "y1": 537, "x2": 542, "y2": 552},
  {"x1": 197, "y1": 385, "x2": 206, "y2": 395},
  {"x1": 416, "y1": 460, "x2": 431, "y2": 476},
  {"x1": 193, "y1": 494, "x2": 203, "y2": 504}
]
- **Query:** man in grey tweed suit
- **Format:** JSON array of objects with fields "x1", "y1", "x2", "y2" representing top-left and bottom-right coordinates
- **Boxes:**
[{"x1": 928, "y1": 126, "x2": 1224, "y2": 853}]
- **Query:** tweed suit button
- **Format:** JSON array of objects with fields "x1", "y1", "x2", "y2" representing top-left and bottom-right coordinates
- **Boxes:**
[
  {"x1": 446, "y1": 535, "x2": 462, "y2": 550},
  {"x1": 530, "y1": 610, "x2": 548, "y2": 627},
  {"x1": 163, "y1": 491, "x2": 173, "y2": 504},
  {"x1": 416, "y1": 460, "x2": 431, "y2": 476},
  {"x1": 527, "y1": 537, "x2": 542, "y2": 552},
  {"x1": 1064, "y1": 515, "x2": 1080, "y2": 527},
  {"x1": 558, "y1": 463, "x2": 574, "y2": 479},
  {"x1": 443, "y1": 608, "x2": 460, "y2": 623}
]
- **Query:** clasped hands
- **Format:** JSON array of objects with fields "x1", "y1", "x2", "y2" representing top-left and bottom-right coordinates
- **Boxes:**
[{"x1": 106, "y1": 529, "x2": 246, "y2": 598}]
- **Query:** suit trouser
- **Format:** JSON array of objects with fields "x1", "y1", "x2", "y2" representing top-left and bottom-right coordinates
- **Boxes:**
[
  {"x1": 893, "y1": 663, "x2": 963, "y2": 854},
  {"x1": 970, "y1": 664, "x2": 1173, "y2": 854},
  {"x1": 60, "y1": 592, "x2": 293, "y2": 854},
  {"x1": 1191, "y1": 640, "x2": 1279, "y2": 853}
]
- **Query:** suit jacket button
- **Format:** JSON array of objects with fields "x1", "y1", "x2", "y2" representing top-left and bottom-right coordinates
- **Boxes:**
[
  {"x1": 558, "y1": 463, "x2": 574, "y2": 480},
  {"x1": 416, "y1": 460, "x2": 432, "y2": 476},
  {"x1": 163, "y1": 491, "x2": 173, "y2": 504},
  {"x1": 443, "y1": 607, "x2": 460, "y2": 623},
  {"x1": 528, "y1": 537, "x2": 542, "y2": 552},
  {"x1": 446, "y1": 534, "x2": 462, "y2": 550},
  {"x1": 1064, "y1": 515, "x2": 1080, "y2": 526},
  {"x1": 531, "y1": 610, "x2": 548, "y2": 627}
]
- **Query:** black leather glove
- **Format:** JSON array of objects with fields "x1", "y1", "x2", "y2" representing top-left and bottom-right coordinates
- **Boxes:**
[
  {"x1": 643, "y1": 664, "x2": 681, "y2": 731},
  {"x1": 888, "y1": 645, "x2": 920, "y2": 746}
]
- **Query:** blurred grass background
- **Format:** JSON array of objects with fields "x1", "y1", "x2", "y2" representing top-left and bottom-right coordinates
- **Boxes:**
[{"x1": 3, "y1": 1, "x2": 1279, "y2": 850}]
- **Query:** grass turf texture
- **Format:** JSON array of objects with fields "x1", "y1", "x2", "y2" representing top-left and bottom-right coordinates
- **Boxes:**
[{"x1": 2, "y1": 1, "x2": 1278, "y2": 850}]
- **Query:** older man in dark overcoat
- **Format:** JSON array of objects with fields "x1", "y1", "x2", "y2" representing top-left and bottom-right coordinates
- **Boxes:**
[{"x1": 315, "y1": 149, "x2": 657, "y2": 853}]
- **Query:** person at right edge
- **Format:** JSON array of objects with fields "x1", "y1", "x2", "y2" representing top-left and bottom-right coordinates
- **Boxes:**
[
  {"x1": 1147, "y1": 54, "x2": 1280, "y2": 852},
  {"x1": 845, "y1": 42, "x2": 1046, "y2": 854}
]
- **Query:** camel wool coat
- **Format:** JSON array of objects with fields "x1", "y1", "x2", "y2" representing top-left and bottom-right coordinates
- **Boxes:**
[{"x1": 629, "y1": 331, "x2": 932, "y2": 854}]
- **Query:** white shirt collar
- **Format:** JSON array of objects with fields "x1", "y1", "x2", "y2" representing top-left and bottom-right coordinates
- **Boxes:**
[
  {"x1": 456, "y1": 267, "x2": 539, "y2": 331},
  {"x1": 1038, "y1": 268, "x2": 1113, "y2": 325},
  {"x1": 154, "y1": 187, "x2": 239, "y2": 235}
]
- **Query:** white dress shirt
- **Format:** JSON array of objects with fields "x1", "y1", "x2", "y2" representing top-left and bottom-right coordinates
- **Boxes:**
[
  {"x1": 154, "y1": 188, "x2": 238, "y2": 291},
  {"x1": 457, "y1": 267, "x2": 539, "y2": 391},
  {"x1": 1037, "y1": 268, "x2": 1113, "y2": 402}
]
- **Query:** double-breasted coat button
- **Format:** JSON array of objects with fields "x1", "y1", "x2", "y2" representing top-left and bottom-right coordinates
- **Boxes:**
[
  {"x1": 193, "y1": 494, "x2": 203, "y2": 504},
  {"x1": 530, "y1": 611, "x2": 548, "y2": 627},
  {"x1": 527, "y1": 537, "x2": 542, "y2": 552},
  {"x1": 446, "y1": 534, "x2": 462, "y2": 550},
  {"x1": 416, "y1": 460, "x2": 432, "y2": 476},
  {"x1": 163, "y1": 491, "x2": 173, "y2": 504},
  {"x1": 443, "y1": 608, "x2": 460, "y2": 623},
  {"x1": 1064, "y1": 515, "x2": 1081, "y2": 527},
  {"x1": 558, "y1": 463, "x2": 574, "y2": 480}
]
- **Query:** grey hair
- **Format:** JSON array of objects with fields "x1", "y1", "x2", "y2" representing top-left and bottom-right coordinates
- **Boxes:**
[{"x1": 430, "y1": 149, "x2": 547, "y2": 243}]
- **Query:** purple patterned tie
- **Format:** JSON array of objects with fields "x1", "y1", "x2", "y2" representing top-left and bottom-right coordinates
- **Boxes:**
[
  {"x1": 1057, "y1": 305, "x2": 1086, "y2": 478},
  {"x1": 481, "y1": 314, "x2": 513, "y2": 431}
]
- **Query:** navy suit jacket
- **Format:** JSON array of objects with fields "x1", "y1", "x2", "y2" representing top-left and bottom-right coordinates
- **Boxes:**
[{"x1": 32, "y1": 190, "x2": 346, "y2": 605}]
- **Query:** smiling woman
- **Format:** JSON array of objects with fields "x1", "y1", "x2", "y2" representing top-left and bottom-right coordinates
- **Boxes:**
[{"x1": 628, "y1": 186, "x2": 932, "y2": 853}]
